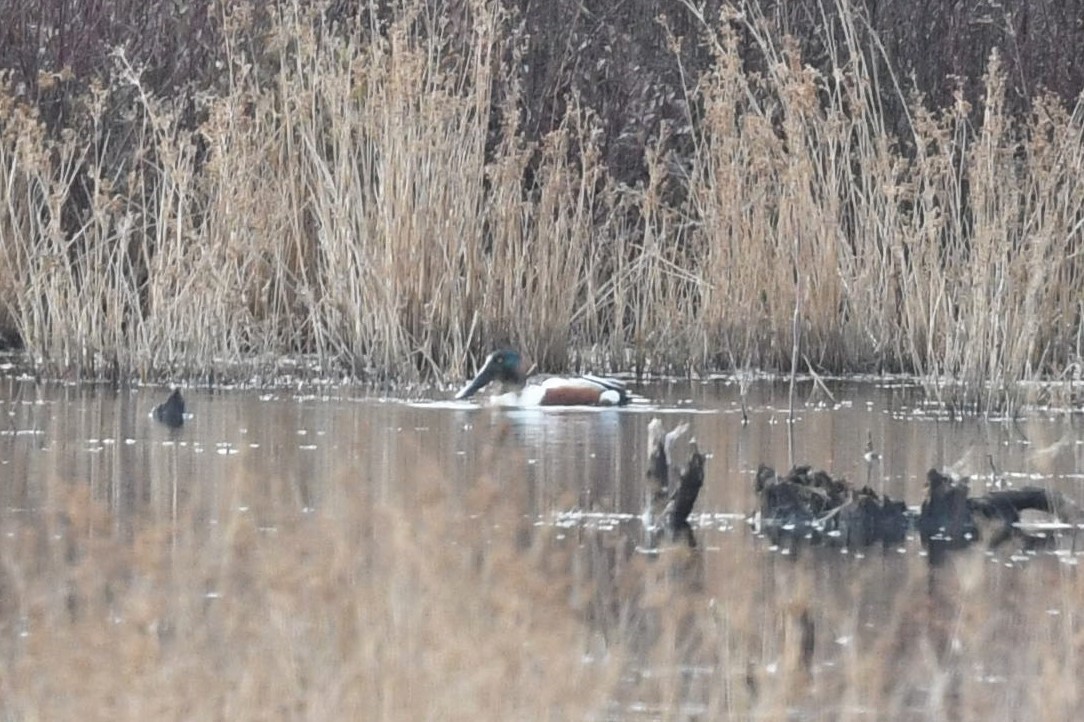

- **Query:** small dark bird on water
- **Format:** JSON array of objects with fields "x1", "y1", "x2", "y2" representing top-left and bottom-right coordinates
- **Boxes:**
[{"x1": 152, "y1": 389, "x2": 186, "y2": 428}]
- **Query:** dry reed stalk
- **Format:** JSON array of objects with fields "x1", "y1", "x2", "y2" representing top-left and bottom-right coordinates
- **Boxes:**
[
  {"x1": 0, "y1": 0, "x2": 1082, "y2": 411},
  {"x1": 681, "y1": 1, "x2": 1084, "y2": 411}
]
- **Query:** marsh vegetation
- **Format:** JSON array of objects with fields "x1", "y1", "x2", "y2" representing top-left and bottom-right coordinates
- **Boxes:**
[
  {"x1": 0, "y1": 1, "x2": 1082, "y2": 413},
  {"x1": 3, "y1": 4, "x2": 1084, "y2": 716}
]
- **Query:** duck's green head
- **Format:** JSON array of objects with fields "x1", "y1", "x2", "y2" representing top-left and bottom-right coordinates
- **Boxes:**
[{"x1": 454, "y1": 349, "x2": 526, "y2": 400}]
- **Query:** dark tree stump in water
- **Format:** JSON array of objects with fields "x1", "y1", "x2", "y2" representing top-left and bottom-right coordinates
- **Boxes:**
[{"x1": 152, "y1": 388, "x2": 185, "y2": 429}]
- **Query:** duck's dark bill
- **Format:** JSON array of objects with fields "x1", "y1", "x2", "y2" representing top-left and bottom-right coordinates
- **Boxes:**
[{"x1": 454, "y1": 361, "x2": 498, "y2": 400}]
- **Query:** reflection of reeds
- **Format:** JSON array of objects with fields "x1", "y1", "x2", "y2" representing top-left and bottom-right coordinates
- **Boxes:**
[
  {"x1": 0, "y1": 446, "x2": 610, "y2": 718},
  {"x1": 0, "y1": 1, "x2": 1082, "y2": 412},
  {"x1": 3, "y1": 432, "x2": 1084, "y2": 719}
]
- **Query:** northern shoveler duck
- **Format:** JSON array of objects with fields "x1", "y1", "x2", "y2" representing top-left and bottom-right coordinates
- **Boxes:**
[
  {"x1": 152, "y1": 388, "x2": 186, "y2": 428},
  {"x1": 454, "y1": 349, "x2": 632, "y2": 406}
]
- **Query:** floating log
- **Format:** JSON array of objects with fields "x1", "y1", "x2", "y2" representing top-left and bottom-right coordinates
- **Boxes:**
[
  {"x1": 837, "y1": 486, "x2": 909, "y2": 548},
  {"x1": 751, "y1": 464, "x2": 1081, "y2": 558},
  {"x1": 754, "y1": 465, "x2": 908, "y2": 549}
]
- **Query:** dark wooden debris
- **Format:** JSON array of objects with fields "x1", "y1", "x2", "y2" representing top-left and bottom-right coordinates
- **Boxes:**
[
  {"x1": 752, "y1": 463, "x2": 1081, "y2": 558},
  {"x1": 644, "y1": 419, "x2": 704, "y2": 549},
  {"x1": 666, "y1": 439, "x2": 705, "y2": 547},
  {"x1": 754, "y1": 464, "x2": 908, "y2": 549},
  {"x1": 919, "y1": 468, "x2": 1080, "y2": 553}
]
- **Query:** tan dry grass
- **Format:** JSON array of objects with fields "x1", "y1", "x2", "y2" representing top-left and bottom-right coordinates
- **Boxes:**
[
  {"x1": 0, "y1": 0, "x2": 1082, "y2": 412},
  {"x1": 681, "y1": 4, "x2": 1084, "y2": 412}
]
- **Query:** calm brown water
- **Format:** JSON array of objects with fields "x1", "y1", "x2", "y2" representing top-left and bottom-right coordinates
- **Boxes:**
[
  {"x1": 2, "y1": 374, "x2": 1083, "y2": 717},
  {"x1": 5, "y1": 376, "x2": 1081, "y2": 525}
]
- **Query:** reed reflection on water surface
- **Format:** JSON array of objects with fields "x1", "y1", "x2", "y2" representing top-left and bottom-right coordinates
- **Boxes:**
[{"x1": 1, "y1": 421, "x2": 1083, "y2": 720}]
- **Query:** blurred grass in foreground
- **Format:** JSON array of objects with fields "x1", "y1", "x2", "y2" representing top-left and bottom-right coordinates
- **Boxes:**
[{"x1": 1, "y1": 430, "x2": 1083, "y2": 720}]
